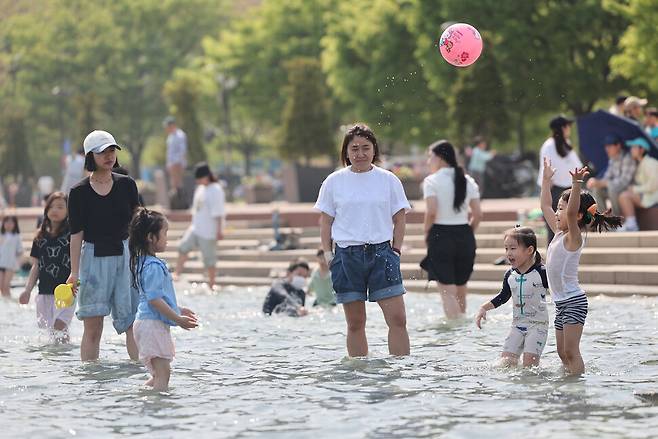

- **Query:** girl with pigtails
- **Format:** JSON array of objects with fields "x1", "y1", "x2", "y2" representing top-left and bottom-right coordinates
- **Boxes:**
[
  {"x1": 540, "y1": 158, "x2": 622, "y2": 375},
  {"x1": 475, "y1": 227, "x2": 549, "y2": 367}
]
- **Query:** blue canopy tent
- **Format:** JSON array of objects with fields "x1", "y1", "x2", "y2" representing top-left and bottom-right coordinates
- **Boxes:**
[{"x1": 576, "y1": 110, "x2": 658, "y2": 177}]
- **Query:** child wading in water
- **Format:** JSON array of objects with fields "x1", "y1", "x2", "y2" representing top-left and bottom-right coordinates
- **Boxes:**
[
  {"x1": 541, "y1": 158, "x2": 622, "y2": 374},
  {"x1": 0, "y1": 215, "x2": 23, "y2": 298},
  {"x1": 475, "y1": 227, "x2": 549, "y2": 367},
  {"x1": 308, "y1": 249, "x2": 336, "y2": 307},
  {"x1": 19, "y1": 192, "x2": 75, "y2": 342},
  {"x1": 129, "y1": 208, "x2": 198, "y2": 391}
]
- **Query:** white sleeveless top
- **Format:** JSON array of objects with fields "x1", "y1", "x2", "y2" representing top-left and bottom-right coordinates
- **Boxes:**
[{"x1": 545, "y1": 231, "x2": 585, "y2": 302}]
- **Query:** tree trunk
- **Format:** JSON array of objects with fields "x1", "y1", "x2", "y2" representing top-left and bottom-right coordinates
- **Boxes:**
[{"x1": 517, "y1": 111, "x2": 525, "y2": 154}]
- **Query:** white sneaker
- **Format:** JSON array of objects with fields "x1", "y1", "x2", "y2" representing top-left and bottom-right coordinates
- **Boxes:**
[{"x1": 620, "y1": 223, "x2": 639, "y2": 232}]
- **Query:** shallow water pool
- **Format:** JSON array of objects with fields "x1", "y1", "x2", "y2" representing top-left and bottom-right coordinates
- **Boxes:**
[{"x1": 1, "y1": 284, "x2": 657, "y2": 438}]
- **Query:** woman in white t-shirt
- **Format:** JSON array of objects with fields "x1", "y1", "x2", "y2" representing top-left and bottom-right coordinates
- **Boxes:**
[
  {"x1": 314, "y1": 123, "x2": 411, "y2": 357},
  {"x1": 536, "y1": 115, "x2": 582, "y2": 242},
  {"x1": 420, "y1": 140, "x2": 482, "y2": 319},
  {"x1": 174, "y1": 163, "x2": 225, "y2": 290}
]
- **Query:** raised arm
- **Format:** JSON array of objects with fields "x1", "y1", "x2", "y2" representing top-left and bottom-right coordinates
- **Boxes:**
[
  {"x1": 540, "y1": 157, "x2": 558, "y2": 234},
  {"x1": 564, "y1": 167, "x2": 589, "y2": 250}
]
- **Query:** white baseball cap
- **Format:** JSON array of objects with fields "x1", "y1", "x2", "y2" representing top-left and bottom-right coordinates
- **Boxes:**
[{"x1": 83, "y1": 130, "x2": 122, "y2": 155}]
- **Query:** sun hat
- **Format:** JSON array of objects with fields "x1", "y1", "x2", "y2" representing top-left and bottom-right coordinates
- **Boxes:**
[{"x1": 625, "y1": 137, "x2": 650, "y2": 151}]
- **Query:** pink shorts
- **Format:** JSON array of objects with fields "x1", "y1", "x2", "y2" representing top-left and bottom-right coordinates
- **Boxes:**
[
  {"x1": 133, "y1": 319, "x2": 175, "y2": 374},
  {"x1": 36, "y1": 294, "x2": 75, "y2": 330}
]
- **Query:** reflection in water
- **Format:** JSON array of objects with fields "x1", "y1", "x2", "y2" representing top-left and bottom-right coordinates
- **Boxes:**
[{"x1": 1, "y1": 286, "x2": 657, "y2": 438}]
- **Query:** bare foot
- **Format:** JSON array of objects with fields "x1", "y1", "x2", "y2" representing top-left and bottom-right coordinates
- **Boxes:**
[{"x1": 144, "y1": 377, "x2": 154, "y2": 387}]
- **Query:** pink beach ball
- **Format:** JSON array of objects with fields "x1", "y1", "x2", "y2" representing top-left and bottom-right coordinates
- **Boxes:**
[{"x1": 439, "y1": 23, "x2": 483, "y2": 67}]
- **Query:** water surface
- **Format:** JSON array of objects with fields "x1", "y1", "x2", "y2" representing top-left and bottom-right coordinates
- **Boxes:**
[{"x1": 1, "y1": 284, "x2": 657, "y2": 438}]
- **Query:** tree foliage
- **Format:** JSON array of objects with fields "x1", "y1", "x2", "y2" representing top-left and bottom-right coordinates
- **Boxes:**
[{"x1": 278, "y1": 57, "x2": 335, "y2": 162}]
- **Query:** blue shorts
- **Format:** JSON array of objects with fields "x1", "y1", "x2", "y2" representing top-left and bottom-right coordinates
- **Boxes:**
[
  {"x1": 330, "y1": 242, "x2": 405, "y2": 305},
  {"x1": 76, "y1": 240, "x2": 138, "y2": 334}
]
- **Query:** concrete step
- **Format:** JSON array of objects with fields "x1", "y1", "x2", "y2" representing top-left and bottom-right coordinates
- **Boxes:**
[
  {"x1": 180, "y1": 274, "x2": 658, "y2": 297},
  {"x1": 158, "y1": 247, "x2": 658, "y2": 266},
  {"x1": 175, "y1": 260, "x2": 658, "y2": 286}
]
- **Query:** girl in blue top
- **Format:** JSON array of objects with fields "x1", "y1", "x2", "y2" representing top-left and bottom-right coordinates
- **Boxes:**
[{"x1": 129, "y1": 208, "x2": 198, "y2": 391}]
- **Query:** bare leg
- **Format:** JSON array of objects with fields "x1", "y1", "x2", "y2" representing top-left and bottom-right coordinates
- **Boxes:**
[
  {"x1": 555, "y1": 329, "x2": 567, "y2": 369},
  {"x1": 500, "y1": 352, "x2": 519, "y2": 367},
  {"x1": 437, "y1": 282, "x2": 461, "y2": 319},
  {"x1": 342, "y1": 301, "x2": 368, "y2": 357},
  {"x1": 522, "y1": 353, "x2": 540, "y2": 367},
  {"x1": 53, "y1": 319, "x2": 70, "y2": 344},
  {"x1": 377, "y1": 295, "x2": 410, "y2": 356},
  {"x1": 618, "y1": 190, "x2": 635, "y2": 218},
  {"x1": 173, "y1": 252, "x2": 189, "y2": 280},
  {"x1": 207, "y1": 266, "x2": 216, "y2": 290},
  {"x1": 151, "y1": 357, "x2": 171, "y2": 391},
  {"x1": 125, "y1": 325, "x2": 139, "y2": 361},
  {"x1": 0, "y1": 270, "x2": 14, "y2": 297},
  {"x1": 562, "y1": 324, "x2": 585, "y2": 375},
  {"x1": 456, "y1": 284, "x2": 468, "y2": 314},
  {"x1": 0, "y1": 271, "x2": 7, "y2": 297},
  {"x1": 81, "y1": 316, "x2": 104, "y2": 361}
]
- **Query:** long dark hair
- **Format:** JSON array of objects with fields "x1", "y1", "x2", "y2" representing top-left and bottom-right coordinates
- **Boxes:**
[
  {"x1": 560, "y1": 189, "x2": 623, "y2": 232},
  {"x1": 36, "y1": 192, "x2": 69, "y2": 240},
  {"x1": 0, "y1": 215, "x2": 19, "y2": 234},
  {"x1": 340, "y1": 123, "x2": 380, "y2": 167},
  {"x1": 429, "y1": 140, "x2": 467, "y2": 212},
  {"x1": 551, "y1": 126, "x2": 572, "y2": 158},
  {"x1": 129, "y1": 207, "x2": 167, "y2": 290},
  {"x1": 504, "y1": 226, "x2": 541, "y2": 266}
]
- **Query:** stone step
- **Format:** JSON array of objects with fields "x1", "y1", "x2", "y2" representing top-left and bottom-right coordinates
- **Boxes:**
[
  {"x1": 158, "y1": 247, "x2": 658, "y2": 266},
  {"x1": 180, "y1": 274, "x2": 658, "y2": 297},
  {"x1": 175, "y1": 260, "x2": 658, "y2": 286}
]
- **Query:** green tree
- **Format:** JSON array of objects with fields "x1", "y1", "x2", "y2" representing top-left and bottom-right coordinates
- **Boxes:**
[
  {"x1": 0, "y1": 107, "x2": 33, "y2": 178},
  {"x1": 203, "y1": 0, "x2": 338, "y2": 128},
  {"x1": 609, "y1": 0, "x2": 658, "y2": 100},
  {"x1": 322, "y1": 0, "x2": 443, "y2": 148},
  {"x1": 278, "y1": 57, "x2": 335, "y2": 163}
]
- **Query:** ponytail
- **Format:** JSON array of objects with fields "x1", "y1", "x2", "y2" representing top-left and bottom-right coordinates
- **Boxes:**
[
  {"x1": 560, "y1": 190, "x2": 623, "y2": 232},
  {"x1": 430, "y1": 140, "x2": 467, "y2": 212},
  {"x1": 533, "y1": 249, "x2": 542, "y2": 265},
  {"x1": 552, "y1": 128, "x2": 572, "y2": 158}
]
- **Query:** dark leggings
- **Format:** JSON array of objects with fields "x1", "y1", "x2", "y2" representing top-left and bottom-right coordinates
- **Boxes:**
[{"x1": 546, "y1": 185, "x2": 569, "y2": 244}]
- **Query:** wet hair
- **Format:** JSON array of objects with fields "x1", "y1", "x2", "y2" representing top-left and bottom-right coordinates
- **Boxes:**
[
  {"x1": 340, "y1": 123, "x2": 380, "y2": 167},
  {"x1": 129, "y1": 207, "x2": 168, "y2": 290},
  {"x1": 36, "y1": 192, "x2": 69, "y2": 240},
  {"x1": 1, "y1": 215, "x2": 19, "y2": 234},
  {"x1": 551, "y1": 126, "x2": 572, "y2": 158},
  {"x1": 560, "y1": 189, "x2": 623, "y2": 232},
  {"x1": 84, "y1": 151, "x2": 120, "y2": 172},
  {"x1": 287, "y1": 260, "x2": 310, "y2": 273},
  {"x1": 504, "y1": 226, "x2": 541, "y2": 266},
  {"x1": 429, "y1": 140, "x2": 467, "y2": 212}
]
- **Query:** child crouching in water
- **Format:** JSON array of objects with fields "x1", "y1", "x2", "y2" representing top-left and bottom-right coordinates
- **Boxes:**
[
  {"x1": 475, "y1": 227, "x2": 549, "y2": 367},
  {"x1": 19, "y1": 192, "x2": 74, "y2": 342},
  {"x1": 129, "y1": 208, "x2": 198, "y2": 390},
  {"x1": 541, "y1": 158, "x2": 622, "y2": 374}
]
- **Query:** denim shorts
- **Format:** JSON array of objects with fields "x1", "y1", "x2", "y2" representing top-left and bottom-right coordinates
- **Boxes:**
[
  {"x1": 76, "y1": 240, "x2": 138, "y2": 334},
  {"x1": 330, "y1": 242, "x2": 405, "y2": 304}
]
